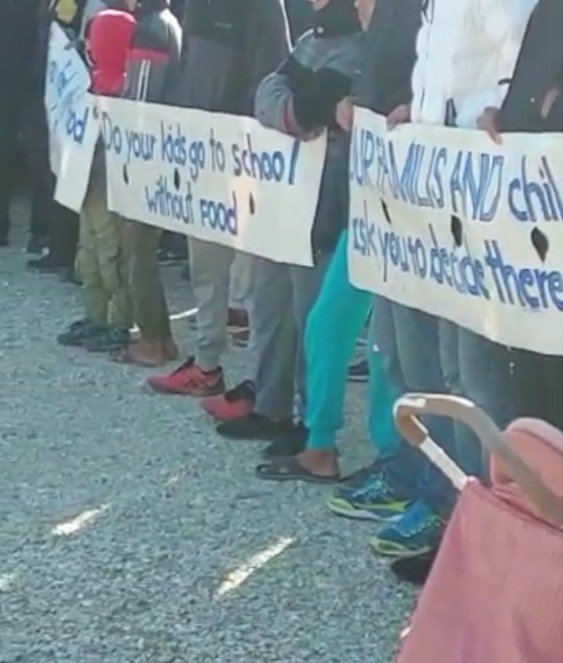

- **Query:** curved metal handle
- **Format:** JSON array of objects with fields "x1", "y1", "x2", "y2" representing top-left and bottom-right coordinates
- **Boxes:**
[{"x1": 394, "y1": 394, "x2": 563, "y2": 529}]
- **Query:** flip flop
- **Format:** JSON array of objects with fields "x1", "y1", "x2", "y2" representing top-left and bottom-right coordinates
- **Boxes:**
[
  {"x1": 109, "y1": 346, "x2": 162, "y2": 367},
  {"x1": 255, "y1": 456, "x2": 340, "y2": 484}
]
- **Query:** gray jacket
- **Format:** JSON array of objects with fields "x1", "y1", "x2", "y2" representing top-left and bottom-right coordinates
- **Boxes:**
[
  {"x1": 255, "y1": 29, "x2": 362, "y2": 254},
  {"x1": 168, "y1": 0, "x2": 290, "y2": 114}
]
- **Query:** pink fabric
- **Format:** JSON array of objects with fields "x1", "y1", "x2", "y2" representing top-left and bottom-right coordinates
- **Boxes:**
[
  {"x1": 397, "y1": 419, "x2": 563, "y2": 663},
  {"x1": 87, "y1": 9, "x2": 137, "y2": 96}
]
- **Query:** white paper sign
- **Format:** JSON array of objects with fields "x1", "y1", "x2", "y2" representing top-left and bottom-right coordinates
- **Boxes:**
[
  {"x1": 348, "y1": 108, "x2": 563, "y2": 356},
  {"x1": 99, "y1": 97, "x2": 327, "y2": 266},
  {"x1": 45, "y1": 23, "x2": 99, "y2": 211}
]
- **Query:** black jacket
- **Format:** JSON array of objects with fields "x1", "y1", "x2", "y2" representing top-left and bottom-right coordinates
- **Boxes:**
[
  {"x1": 123, "y1": 0, "x2": 182, "y2": 104},
  {"x1": 354, "y1": 0, "x2": 421, "y2": 114},
  {"x1": 0, "y1": 0, "x2": 38, "y2": 91},
  {"x1": 167, "y1": 0, "x2": 290, "y2": 115},
  {"x1": 500, "y1": 0, "x2": 563, "y2": 133}
]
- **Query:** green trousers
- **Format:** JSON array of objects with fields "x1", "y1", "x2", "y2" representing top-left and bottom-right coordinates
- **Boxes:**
[
  {"x1": 305, "y1": 231, "x2": 399, "y2": 455},
  {"x1": 124, "y1": 222, "x2": 171, "y2": 341},
  {"x1": 77, "y1": 168, "x2": 131, "y2": 329}
]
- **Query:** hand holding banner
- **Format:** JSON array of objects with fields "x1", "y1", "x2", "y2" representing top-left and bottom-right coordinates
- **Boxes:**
[
  {"x1": 99, "y1": 97, "x2": 327, "y2": 266},
  {"x1": 348, "y1": 108, "x2": 563, "y2": 355}
]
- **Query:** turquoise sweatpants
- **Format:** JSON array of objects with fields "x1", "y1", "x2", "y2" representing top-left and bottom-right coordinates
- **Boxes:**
[{"x1": 304, "y1": 231, "x2": 399, "y2": 455}]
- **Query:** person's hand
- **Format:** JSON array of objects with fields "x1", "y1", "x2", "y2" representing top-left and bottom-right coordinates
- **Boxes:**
[
  {"x1": 387, "y1": 104, "x2": 411, "y2": 129},
  {"x1": 301, "y1": 128, "x2": 324, "y2": 142},
  {"x1": 477, "y1": 107, "x2": 502, "y2": 144},
  {"x1": 336, "y1": 97, "x2": 355, "y2": 132},
  {"x1": 540, "y1": 87, "x2": 560, "y2": 119}
]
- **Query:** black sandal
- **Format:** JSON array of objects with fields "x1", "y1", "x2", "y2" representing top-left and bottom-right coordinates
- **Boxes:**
[{"x1": 255, "y1": 456, "x2": 340, "y2": 484}]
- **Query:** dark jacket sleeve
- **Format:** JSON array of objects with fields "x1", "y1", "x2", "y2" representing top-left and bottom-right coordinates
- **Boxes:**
[
  {"x1": 123, "y1": 12, "x2": 182, "y2": 103},
  {"x1": 500, "y1": 0, "x2": 563, "y2": 132},
  {"x1": 245, "y1": 0, "x2": 291, "y2": 102}
]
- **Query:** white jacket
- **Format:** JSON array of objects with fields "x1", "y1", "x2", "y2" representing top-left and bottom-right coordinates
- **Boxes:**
[{"x1": 411, "y1": 0, "x2": 539, "y2": 128}]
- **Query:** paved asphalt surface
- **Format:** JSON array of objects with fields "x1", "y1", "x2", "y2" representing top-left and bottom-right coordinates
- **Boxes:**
[{"x1": 0, "y1": 202, "x2": 415, "y2": 663}]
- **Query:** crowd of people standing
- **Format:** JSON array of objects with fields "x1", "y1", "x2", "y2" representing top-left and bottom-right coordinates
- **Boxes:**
[{"x1": 1, "y1": 0, "x2": 562, "y2": 582}]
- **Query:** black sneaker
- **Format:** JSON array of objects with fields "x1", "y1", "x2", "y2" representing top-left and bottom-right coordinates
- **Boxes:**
[
  {"x1": 57, "y1": 320, "x2": 107, "y2": 347},
  {"x1": 390, "y1": 548, "x2": 439, "y2": 586},
  {"x1": 59, "y1": 266, "x2": 82, "y2": 286},
  {"x1": 85, "y1": 327, "x2": 130, "y2": 353},
  {"x1": 217, "y1": 414, "x2": 294, "y2": 441},
  {"x1": 27, "y1": 253, "x2": 66, "y2": 274},
  {"x1": 261, "y1": 422, "x2": 308, "y2": 458},
  {"x1": 26, "y1": 235, "x2": 49, "y2": 255},
  {"x1": 348, "y1": 359, "x2": 369, "y2": 383},
  {"x1": 157, "y1": 248, "x2": 188, "y2": 265}
]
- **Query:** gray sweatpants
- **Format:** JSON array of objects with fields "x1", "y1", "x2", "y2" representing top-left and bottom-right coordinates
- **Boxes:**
[
  {"x1": 189, "y1": 237, "x2": 255, "y2": 371},
  {"x1": 252, "y1": 254, "x2": 331, "y2": 421}
]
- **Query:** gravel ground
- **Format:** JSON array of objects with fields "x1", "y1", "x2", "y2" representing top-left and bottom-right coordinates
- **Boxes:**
[{"x1": 0, "y1": 202, "x2": 415, "y2": 663}]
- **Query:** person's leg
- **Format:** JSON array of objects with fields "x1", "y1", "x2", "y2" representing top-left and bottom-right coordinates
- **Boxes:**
[
  {"x1": 95, "y1": 203, "x2": 132, "y2": 332},
  {"x1": 49, "y1": 202, "x2": 80, "y2": 267},
  {"x1": 513, "y1": 351, "x2": 563, "y2": 429},
  {"x1": 0, "y1": 95, "x2": 18, "y2": 243},
  {"x1": 128, "y1": 223, "x2": 171, "y2": 340},
  {"x1": 438, "y1": 319, "x2": 483, "y2": 478},
  {"x1": 77, "y1": 189, "x2": 110, "y2": 327},
  {"x1": 367, "y1": 296, "x2": 403, "y2": 459},
  {"x1": 253, "y1": 257, "x2": 296, "y2": 421},
  {"x1": 119, "y1": 222, "x2": 177, "y2": 365},
  {"x1": 189, "y1": 237, "x2": 233, "y2": 371},
  {"x1": 229, "y1": 251, "x2": 256, "y2": 311},
  {"x1": 457, "y1": 329, "x2": 516, "y2": 473},
  {"x1": 304, "y1": 234, "x2": 372, "y2": 450},
  {"x1": 387, "y1": 305, "x2": 456, "y2": 514}
]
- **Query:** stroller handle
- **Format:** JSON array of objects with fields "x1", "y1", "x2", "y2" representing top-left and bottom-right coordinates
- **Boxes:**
[{"x1": 394, "y1": 394, "x2": 563, "y2": 529}]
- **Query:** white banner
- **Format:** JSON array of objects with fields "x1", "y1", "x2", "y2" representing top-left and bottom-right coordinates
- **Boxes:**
[
  {"x1": 348, "y1": 108, "x2": 563, "y2": 356},
  {"x1": 99, "y1": 97, "x2": 326, "y2": 266},
  {"x1": 45, "y1": 24, "x2": 99, "y2": 211}
]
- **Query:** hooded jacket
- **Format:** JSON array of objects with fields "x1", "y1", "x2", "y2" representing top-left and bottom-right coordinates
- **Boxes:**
[
  {"x1": 255, "y1": 0, "x2": 362, "y2": 254},
  {"x1": 353, "y1": 0, "x2": 420, "y2": 114},
  {"x1": 167, "y1": 0, "x2": 290, "y2": 115},
  {"x1": 411, "y1": 0, "x2": 539, "y2": 128},
  {"x1": 123, "y1": 0, "x2": 182, "y2": 104},
  {"x1": 500, "y1": 0, "x2": 563, "y2": 132},
  {"x1": 87, "y1": 8, "x2": 137, "y2": 95},
  {"x1": 0, "y1": 0, "x2": 38, "y2": 89}
]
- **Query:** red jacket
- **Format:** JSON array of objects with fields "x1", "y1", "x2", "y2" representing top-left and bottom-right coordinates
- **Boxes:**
[{"x1": 86, "y1": 9, "x2": 137, "y2": 96}]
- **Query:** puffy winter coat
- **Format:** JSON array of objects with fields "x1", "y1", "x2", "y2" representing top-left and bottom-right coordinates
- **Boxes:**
[
  {"x1": 411, "y1": 0, "x2": 539, "y2": 128},
  {"x1": 122, "y1": 0, "x2": 182, "y2": 104},
  {"x1": 500, "y1": 0, "x2": 563, "y2": 132},
  {"x1": 87, "y1": 8, "x2": 137, "y2": 95},
  {"x1": 167, "y1": 0, "x2": 290, "y2": 115},
  {"x1": 255, "y1": 2, "x2": 362, "y2": 254}
]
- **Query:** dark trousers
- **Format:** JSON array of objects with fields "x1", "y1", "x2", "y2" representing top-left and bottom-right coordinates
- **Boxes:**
[
  {"x1": 513, "y1": 351, "x2": 563, "y2": 430},
  {"x1": 0, "y1": 92, "x2": 22, "y2": 240}
]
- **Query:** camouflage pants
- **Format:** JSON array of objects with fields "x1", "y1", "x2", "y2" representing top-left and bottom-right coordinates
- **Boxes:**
[
  {"x1": 77, "y1": 169, "x2": 132, "y2": 329},
  {"x1": 124, "y1": 222, "x2": 171, "y2": 341}
]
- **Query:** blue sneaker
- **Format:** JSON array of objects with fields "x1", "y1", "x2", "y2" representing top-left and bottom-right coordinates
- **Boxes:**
[
  {"x1": 327, "y1": 472, "x2": 410, "y2": 522},
  {"x1": 370, "y1": 500, "x2": 444, "y2": 558}
]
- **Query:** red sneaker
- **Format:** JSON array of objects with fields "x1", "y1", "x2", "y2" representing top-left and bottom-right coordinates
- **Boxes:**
[
  {"x1": 201, "y1": 380, "x2": 255, "y2": 421},
  {"x1": 147, "y1": 357, "x2": 225, "y2": 396}
]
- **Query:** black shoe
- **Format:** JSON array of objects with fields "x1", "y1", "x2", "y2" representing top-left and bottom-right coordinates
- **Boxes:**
[
  {"x1": 0, "y1": 236, "x2": 9, "y2": 248},
  {"x1": 390, "y1": 548, "x2": 439, "y2": 586},
  {"x1": 157, "y1": 248, "x2": 188, "y2": 265},
  {"x1": 230, "y1": 328, "x2": 249, "y2": 348},
  {"x1": 261, "y1": 422, "x2": 308, "y2": 458},
  {"x1": 348, "y1": 359, "x2": 369, "y2": 383},
  {"x1": 27, "y1": 254, "x2": 66, "y2": 273},
  {"x1": 59, "y1": 266, "x2": 82, "y2": 286},
  {"x1": 57, "y1": 320, "x2": 107, "y2": 347},
  {"x1": 217, "y1": 414, "x2": 294, "y2": 441},
  {"x1": 85, "y1": 327, "x2": 130, "y2": 353},
  {"x1": 26, "y1": 235, "x2": 49, "y2": 255}
]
